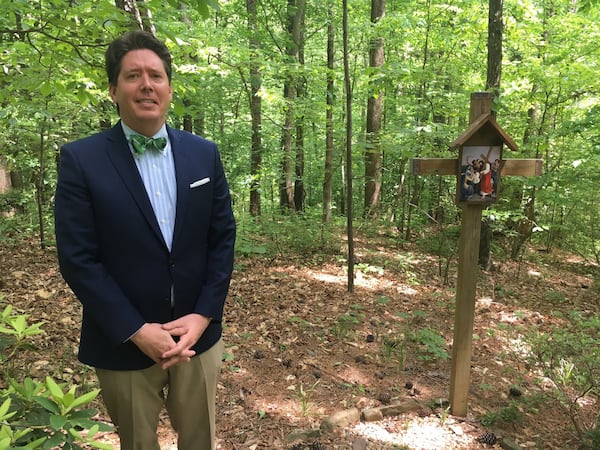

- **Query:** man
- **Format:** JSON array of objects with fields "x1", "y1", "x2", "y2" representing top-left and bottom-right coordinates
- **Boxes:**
[{"x1": 54, "y1": 30, "x2": 236, "y2": 450}]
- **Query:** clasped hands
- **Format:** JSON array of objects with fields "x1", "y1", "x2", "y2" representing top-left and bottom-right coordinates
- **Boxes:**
[{"x1": 130, "y1": 313, "x2": 210, "y2": 369}]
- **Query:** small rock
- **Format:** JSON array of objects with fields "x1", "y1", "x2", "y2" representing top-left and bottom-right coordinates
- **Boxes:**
[
  {"x1": 449, "y1": 424, "x2": 464, "y2": 435},
  {"x1": 287, "y1": 428, "x2": 321, "y2": 443},
  {"x1": 361, "y1": 408, "x2": 383, "y2": 422},
  {"x1": 379, "y1": 398, "x2": 428, "y2": 417},
  {"x1": 320, "y1": 408, "x2": 360, "y2": 432},
  {"x1": 352, "y1": 437, "x2": 367, "y2": 450},
  {"x1": 501, "y1": 436, "x2": 524, "y2": 450}
]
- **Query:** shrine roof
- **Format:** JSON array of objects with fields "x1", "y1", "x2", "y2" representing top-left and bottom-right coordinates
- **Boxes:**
[{"x1": 449, "y1": 113, "x2": 518, "y2": 151}]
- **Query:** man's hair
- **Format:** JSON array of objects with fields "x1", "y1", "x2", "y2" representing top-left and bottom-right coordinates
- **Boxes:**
[{"x1": 105, "y1": 30, "x2": 172, "y2": 86}]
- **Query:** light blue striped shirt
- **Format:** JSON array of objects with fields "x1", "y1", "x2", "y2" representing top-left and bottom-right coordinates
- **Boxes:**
[{"x1": 121, "y1": 122, "x2": 177, "y2": 251}]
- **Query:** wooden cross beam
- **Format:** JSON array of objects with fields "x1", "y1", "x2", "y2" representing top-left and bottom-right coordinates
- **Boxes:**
[
  {"x1": 411, "y1": 157, "x2": 542, "y2": 178},
  {"x1": 411, "y1": 92, "x2": 542, "y2": 417}
]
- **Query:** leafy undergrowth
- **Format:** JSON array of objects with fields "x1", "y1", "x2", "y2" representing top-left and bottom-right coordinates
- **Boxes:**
[{"x1": 0, "y1": 232, "x2": 598, "y2": 449}]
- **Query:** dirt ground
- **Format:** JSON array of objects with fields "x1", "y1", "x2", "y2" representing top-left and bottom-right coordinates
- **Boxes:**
[{"x1": 0, "y1": 233, "x2": 598, "y2": 449}]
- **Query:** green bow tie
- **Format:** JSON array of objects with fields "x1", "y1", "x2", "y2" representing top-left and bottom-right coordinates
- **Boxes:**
[{"x1": 130, "y1": 134, "x2": 167, "y2": 155}]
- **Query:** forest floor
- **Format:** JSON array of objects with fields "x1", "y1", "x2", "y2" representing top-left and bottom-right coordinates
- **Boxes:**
[{"x1": 0, "y1": 229, "x2": 598, "y2": 450}]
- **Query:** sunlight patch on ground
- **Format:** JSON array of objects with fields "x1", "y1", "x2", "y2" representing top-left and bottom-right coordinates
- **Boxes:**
[
  {"x1": 336, "y1": 364, "x2": 372, "y2": 386},
  {"x1": 305, "y1": 268, "x2": 421, "y2": 295},
  {"x1": 499, "y1": 310, "x2": 524, "y2": 323},
  {"x1": 309, "y1": 272, "x2": 344, "y2": 284},
  {"x1": 351, "y1": 415, "x2": 479, "y2": 449},
  {"x1": 397, "y1": 284, "x2": 419, "y2": 295}
]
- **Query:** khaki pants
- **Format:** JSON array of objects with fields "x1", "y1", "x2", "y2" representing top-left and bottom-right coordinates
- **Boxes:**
[{"x1": 96, "y1": 339, "x2": 224, "y2": 450}]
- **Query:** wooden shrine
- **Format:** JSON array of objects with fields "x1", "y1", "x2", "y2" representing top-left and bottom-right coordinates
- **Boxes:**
[{"x1": 412, "y1": 92, "x2": 542, "y2": 417}]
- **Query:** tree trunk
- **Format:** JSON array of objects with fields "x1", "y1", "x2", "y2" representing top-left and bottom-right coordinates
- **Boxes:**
[
  {"x1": 479, "y1": 0, "x2": 503, "y2": 269},
  {"x1": 0, "y1": 157, "x2": 11, "y2": 195},
  {"x1": 279, "y1": 84, "x2": 296, "y2": 211},
  {"x1": 322, "y1": 0, "x2": 335, "y2": 223},
  {"x1": 364, "y1": 0, "x2": 385, "y2": 218},
  {"x1": 486, "y1": 0, "x2": 503, "y2": 99},
  {"x1": 183, "y1": 114, "x2": 193, "y2": 132},
  {"x1": 294, "y1": 13, "x2": 306, "y2": 212},
  {"x1": 279, "y1": 0, "x2": 305, "y2": 211},
  {"x1": 115, "y1": 0, "x2": 156, "y2": 33},
  {"x1": 510, "y1": 107, "x2": 538, "y2": 259},
  {"x1": 342, "y1": 0, "x2": 354, "y2": 292},
  {"x1": 294, "y1": 121, "x2": 305, "y2": 212},
  {"x1": 247, "y1": 0, "x2": 262, "y2": 216},
  {"x1": 35, "y1": 115, "x2": 48, "y2": 249}
]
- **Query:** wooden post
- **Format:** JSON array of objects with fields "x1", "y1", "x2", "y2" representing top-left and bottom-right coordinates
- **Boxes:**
[
  {"x1": 449, "y1": 205, "x2": 482, "y2": 416},
  {"x1": 448, "y1": 93, "x2": 493, "y2": 416},
  {"x1": 469, "y1": 91, "x2": 494, "y2": 122}
]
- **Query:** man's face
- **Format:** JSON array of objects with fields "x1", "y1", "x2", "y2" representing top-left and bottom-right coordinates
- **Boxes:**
[{"x1": 109, "y1": 49, "x2": 172, "y2": 136}]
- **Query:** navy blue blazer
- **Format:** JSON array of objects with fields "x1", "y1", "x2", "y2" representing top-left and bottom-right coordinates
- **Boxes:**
[{"x1": 54, "y1": 123, "x2": 236, "y2": 370}]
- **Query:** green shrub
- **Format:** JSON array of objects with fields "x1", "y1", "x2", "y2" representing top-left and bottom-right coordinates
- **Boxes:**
[
  {"x1": 522, "y1": 312, "x2": 599, "y2": 449},
  {"x1": 0, "y1": 299, "x2": 112, "y2": 449},
  {"x1": 409, "y1": 327, "x2": 449, "y2": 362}
]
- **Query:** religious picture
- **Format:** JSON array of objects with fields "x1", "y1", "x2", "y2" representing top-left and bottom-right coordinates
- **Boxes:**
[{"x1": 458, "y1": 145, "x2": 502, "y2": 203}]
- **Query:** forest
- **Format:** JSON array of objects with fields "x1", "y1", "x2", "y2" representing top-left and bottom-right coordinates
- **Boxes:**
[{"x1": 0, "y1": 0, "x2": 599, "y2": 449}]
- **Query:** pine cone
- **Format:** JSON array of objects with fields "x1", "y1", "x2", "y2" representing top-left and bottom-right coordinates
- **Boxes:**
[
  {"x1": 377, "y1": 391, "x2": 391, "y2": 404},
  {"x1": 309, "y1": 440, "x2": 326, "y2": 450},
  {"x1": 477, "y1": 431, "x2": 497, "y2": 445},
  {"x1": 508, "y1": 386, "x2": 522, "y2": 397}
]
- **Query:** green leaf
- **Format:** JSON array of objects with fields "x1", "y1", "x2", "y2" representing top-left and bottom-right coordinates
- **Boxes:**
[
  {"x1": 50, "y1": 414, "x2": 68, "y2": 430},
  {"x1": 39, "y1": 81, "x2": 54, "y2": 97},
  {"x1": 1, "y1": 305, "x2": 13, "y2": 319},
  {"x1": 45, "y1": 431, "x2": 66, "y2": 448},
  {"x1": 69, "y1": 389, "x2": 100, "y2": 410},
  {"x1": 89, "y1": 442, "x2": 114, "y2": 450},
  {"x1": 33, "y1": 396, "x2": 60, "y2": 414},
  {"x1": 45, "y1": 377, "x2": 64, "y2": 401},
  {"x1": 0, "y1": 399, "x2": 16, "y2": 421}
]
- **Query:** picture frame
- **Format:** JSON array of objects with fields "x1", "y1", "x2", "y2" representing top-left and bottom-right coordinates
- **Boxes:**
[{"x1": 457, "y1": 145, "x2": 502, "y2": 204}]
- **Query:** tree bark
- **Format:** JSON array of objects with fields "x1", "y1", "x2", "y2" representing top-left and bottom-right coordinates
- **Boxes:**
[
  {"x1": 0, "y1": 157, "x2": 11, "y2": 195},
  {"x1": 486, "y1": 0, "x2": 503, "y2": 99},
  {"x1": 294, "y1": 12, "x2": 306, "y2": 212},
  {"x1": 479, "y1": 0, "x2": 503, "y2": 269},
  {"x1": 364, "y1": 0, "x2": 385, "y2": 218},
  {"x1": 279, "y1": 0, "x2": 305, "y2": 211},
  {"x1": 248, "y1": 0, "x2": 262, "y2": 216},
  {"x1": 322, "y1": 0, "x2": 335, "y2": 223},
  {"x1": 343, "y1": 0, "x2": 354, "y2": 292},
  {"x1": 115, "y1": 0, "x2": 156, "y2": 33}
]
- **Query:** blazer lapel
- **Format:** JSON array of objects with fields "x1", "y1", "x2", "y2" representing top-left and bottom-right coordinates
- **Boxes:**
[
  {"x1": 169, "y1": 127, "x2": 192, "y2": 250},
  {"x1": 105, "y1": 124, "x2": 166, "y2": 247}
]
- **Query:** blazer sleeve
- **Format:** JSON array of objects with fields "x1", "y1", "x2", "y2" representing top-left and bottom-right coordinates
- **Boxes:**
[{"x1": 54, "y1": 143, "x2": 146, "y2": 345}]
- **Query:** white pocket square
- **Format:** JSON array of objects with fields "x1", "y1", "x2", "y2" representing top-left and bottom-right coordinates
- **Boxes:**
[{"x1": 190, "y1": 177, "x2": 211, "y2": 188}]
